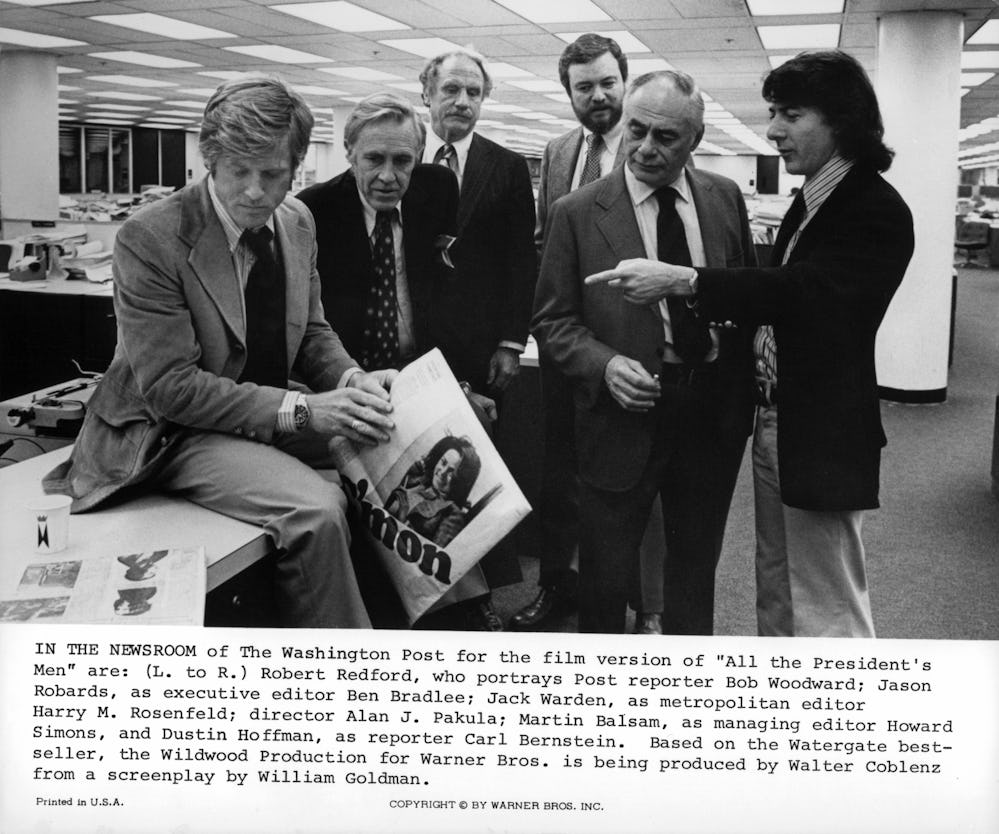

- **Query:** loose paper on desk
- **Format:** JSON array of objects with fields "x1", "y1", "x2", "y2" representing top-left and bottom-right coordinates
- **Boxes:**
[
  {"x1": 330, "y1": 348, "x2": 530, "y2": 623},
  {"x1": 0, "y1": 547, "x2": 206, "y2": 625}
]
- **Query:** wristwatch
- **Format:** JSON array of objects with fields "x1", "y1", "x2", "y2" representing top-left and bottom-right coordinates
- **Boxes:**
[{"x1": 293, "y1": 394, "x2": 311, "y2": 431}]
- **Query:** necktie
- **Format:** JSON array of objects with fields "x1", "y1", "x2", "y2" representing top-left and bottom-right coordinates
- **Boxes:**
[
  {"x1": 361, "y1": 209, "x2": 400, "y2": 369},
  {"x1": 433, "y1": 143, "x2": 459, "y2": 178},
  {"x1": 579, "y1": 133, "x2": 604, "y2": 187},
  {"x1": 655, "y1": 188, "x2": 712, "y2": 363},
  {"x1": 756, "y1": 192, "x2": 807, "y2": 384},
  {"x1": 239, "y1": 227, "x2": 287, "y2": 388}
]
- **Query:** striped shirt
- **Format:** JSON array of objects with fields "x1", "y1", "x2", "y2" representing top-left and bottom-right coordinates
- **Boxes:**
[{"x1": 754, "y1": 154, "x2": 854, "y2": 388}]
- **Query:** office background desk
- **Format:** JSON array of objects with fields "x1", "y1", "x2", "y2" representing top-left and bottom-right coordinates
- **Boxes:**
[
  {"x1": 0, "y1": 277, "x2": 116, "y2": 400},
  {"x1": 0, "y1": 447, "x2": 274, "y2": 624}
]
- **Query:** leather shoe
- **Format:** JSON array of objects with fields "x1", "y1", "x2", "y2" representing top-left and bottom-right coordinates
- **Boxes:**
[
  {"x1": 508, "y1": 587, "x2": 575, "y2": 631},
  {"x1": 634, "y1": 612, "x2": 663, "y2": 635},
  {"x1": 463, "y1": 597, "x2": 504, "y2": 632}
]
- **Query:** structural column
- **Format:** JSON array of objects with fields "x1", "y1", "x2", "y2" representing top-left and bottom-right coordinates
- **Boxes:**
[
  {"x1": 0, "y1": 50, "x2": 60, "y2": 227},
  {"x1": 875, "y1": 12, "x2": 964, "y2": 401}
]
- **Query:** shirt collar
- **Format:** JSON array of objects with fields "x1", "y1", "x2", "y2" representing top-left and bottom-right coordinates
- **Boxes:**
[
  {"x1": 207, "y1": 175, "x2": 275, "y2": 253},
  {"x1": 801, "y1": 154, "x2": 853, "y2": 216},
  {"x1": 425, "y1": 127, "x2": 474, "y2": 172},
  {"x1": 355, "y1": 179, "x2": 403, "y2": 237},
  {"x1": 624, "y1": 164, "x2": 692, "y2": 209},
  {"x1": 582, "y1": 121, "x2": 623, "y2": 156}
]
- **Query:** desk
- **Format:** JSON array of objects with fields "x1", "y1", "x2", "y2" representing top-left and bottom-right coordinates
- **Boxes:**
[{"x1": 0, "y1": 447, "x2": 270, "y2": 595}]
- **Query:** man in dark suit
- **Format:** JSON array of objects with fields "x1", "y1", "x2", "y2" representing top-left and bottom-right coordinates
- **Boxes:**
[
  {"x1": 297, "y1": 93, "x2": 503, "y2": 630},
  {"x1": 512, "y1": 33, "x2": 666, "y2": 634},
  {"x1": 613, "y1": 51, "x2": 914, "y2": 638},
  {"x1": 418, "y1": 48, "x2": 537, "y2": 396},
  {"x1": 416, "y1": 48, "x2": 534, "y2": 618},
  {"x1": 533, "y1": 70, "x2": 757, "y2": 634},
  {"x1": 44, "y1": 77, "x2": 398, "y2": 629}
]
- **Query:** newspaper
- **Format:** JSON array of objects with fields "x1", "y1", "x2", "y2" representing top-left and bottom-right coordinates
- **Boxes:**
[
  {"x1": 0, "y1": 547, "x2": 206, "y2": 625},
  {"x1": 331, "y1": 349, "x2": 531, "y2": 623}
]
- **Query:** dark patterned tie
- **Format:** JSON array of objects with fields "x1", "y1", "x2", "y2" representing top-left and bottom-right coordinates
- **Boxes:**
[
  {"x1": 239, "y1": 227, "x2": 287, "y2": 388},
  {"x1": 361, "y1": 209, "x2": 400, "y2": 369},
  {"x1": 579, "y1": 133, "x2": 604, "y2": 186},
  {"x1": 433, "y1": 143, "x2": 459, "y2": 178},
  {"x1": 655, "y1": 188, "x2": 712, "y2": 363}
]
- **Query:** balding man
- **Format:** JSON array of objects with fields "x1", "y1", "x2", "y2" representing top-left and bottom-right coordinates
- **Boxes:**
[{"x1": 533, "y1": 71, "x2": 757, "y2": 634}]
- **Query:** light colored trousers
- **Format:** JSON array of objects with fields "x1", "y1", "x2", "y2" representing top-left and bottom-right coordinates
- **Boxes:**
[{"x1": 753, "y1": 405, "x2": 875, "y2": 638}]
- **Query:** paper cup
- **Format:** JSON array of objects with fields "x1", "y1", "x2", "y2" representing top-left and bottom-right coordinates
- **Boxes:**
[{"x1": 27, "y1": 494, "x2": 73, "y2": 554}]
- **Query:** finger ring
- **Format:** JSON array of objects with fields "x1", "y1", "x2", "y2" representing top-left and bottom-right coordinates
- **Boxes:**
[{"x1": 352, "y1": 420, "x2": 363, "y2": 432}]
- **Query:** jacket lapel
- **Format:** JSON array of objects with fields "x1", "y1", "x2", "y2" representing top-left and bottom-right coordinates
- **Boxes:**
[
  {"x1": 181, "y1": 180, "x2": 246, "y2": 345},
  {"x1": 456, "y1": 133, "x2": 493, "y2": 234},
  {"x1": 688, "y1": 170, "x2": 724, "y2": 267},
  {"x1": 273, "y1": 199, "x2": 311, "y2": 361},
  {"x1": 550, "y1": 128, "x2": 584, "y2": 203},
  {"x1": 594, "y1": 167, "x2": 646, "y2": 264}
]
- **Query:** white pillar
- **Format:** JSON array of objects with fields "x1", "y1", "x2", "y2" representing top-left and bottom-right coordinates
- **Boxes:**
[
  {"x1": 0, "y1": 50, "x2": 59, "y2": 224},
  {"x1": 876, "y1": 11, "x2": 964, "y2": 401}
]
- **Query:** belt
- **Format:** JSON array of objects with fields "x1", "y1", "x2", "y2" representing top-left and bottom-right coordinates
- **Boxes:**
[
  {"x1": 756, "y1": 378, "x2": 778, "y2": 407},
  {"x1": 658, "y1": 362, "x2": 719, "y2": 388}
]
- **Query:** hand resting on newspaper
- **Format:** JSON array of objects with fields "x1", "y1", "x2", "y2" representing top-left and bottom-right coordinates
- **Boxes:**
[{"x1": 305, "y1": 368, "x2": 399, "y2": 446}]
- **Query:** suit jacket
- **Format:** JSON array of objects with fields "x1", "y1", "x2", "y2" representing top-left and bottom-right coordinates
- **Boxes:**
[
  {"x1": 532, "y1": 165, "x2": 757, "y2": 492},
  {"x1": 296, "y1": 164, "x2": 458, "y2": 361},
  {"x1": 696, "y1": 166, "x2": 914, "y2": 512},
  {"x1": 44, "y1": 178, "x2": 355, "y2": 512},
  {"x1": 434, "y1": 132, "x2": 537, "y2": 391},
  {"x1": 534, "y1": 126, "x2": 626, "y2": 257}
]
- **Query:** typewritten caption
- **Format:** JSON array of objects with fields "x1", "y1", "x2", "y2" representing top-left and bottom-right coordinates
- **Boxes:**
[{"x1": 3, "y1": 626, "x2": 997, "y2": 834}]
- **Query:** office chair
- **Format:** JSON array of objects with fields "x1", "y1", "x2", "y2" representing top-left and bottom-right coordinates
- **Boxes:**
[{"x1": 954, "y1": 219, "x2": 990, "y2": 268}]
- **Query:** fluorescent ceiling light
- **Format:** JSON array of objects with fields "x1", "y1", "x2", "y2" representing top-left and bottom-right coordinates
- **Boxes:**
[
  {"x1": 961, "y1": 52, "x2": 999, "y2": 69},
  {"x1": 556, "y1": 30, "x2": 650, "y2": 53},
  {"x1": 89, "y1": 51, "x2": 201, "y2": 69},
  {"x1": 512, "y1": 111, "x2": 556, "y2": 120},
  {"x1": 58, "y1": 85, "x2": 80, "y2": 92},
  {"x1": 505, "y1": 79, "x2": 565, "y2": 92},
  {"x1": 488, "y1": 62, "x2": 534, "y2": 78},
  {"x1": 88, "y1": 75, "x2": 178, "y2": 88},
  {"x1": 961, "y1": 72, "x2": 994, "y2": 87},
  {"x1": 144, "y1": 116, "x2": 196, "y2": 124},
  {"x1": 57, "y1": 66, "x2": 82, "y2": 74},
  {"x1": 86, "y1": 90, "x2": 162, "y2": 101},
  {"x1": 197, "y1": 71, "x2": 254, "y2": 80},
  {"x1": 757, "y1": 24, "x2": 840, "y2": 49},
  {"x1": 82, "y1": 103, "x2": 150, "y2": 111},
  {"x1": 88, "y1": 13, "x2": 235, "y2": 40},
  {"x1": 153, "y1": 110, "x2": 203, "y2": 118},
  {"x1": 139, "y1": 123, "x2": 186, "y2": 130},
  {"x1": 340, "y1": 96, "x2": 365, "y2": 102},
  {"x1": 968, "y1": 21, "x2": 999, "y2": 45},
  {"x1": 318, "y1": 67, "x2": 402, "y2": 81},
  {"x1": 377, "y1": 37, "x2": 464, "y2": 58},
  {"x1": 493, "y1": 0, "x2": 609, "y2": 24},
  {"x1": 87, "y1": 112, "x2": 142, "y2": 119},
  {"x1": 271, "y1": 2, "x2": 408, "y2": 32},
  {"x1": 544, "y1": 93, "x2": 569, "y2": 103},
  {"x1": 179, "y1": 88, "x2": 218, "y2": 96},
  {"x1": 223, "y1": 45, "x2": 330, "y2": 64},
  {"x1": 388, "y1": 82, "x2": 425, "y2": 93},
  {"x1": 482, "y1": 102, "x2": 527, "y2": 113},
  {"x1": 747, "y1": 0, "x2": 843, "y2": 14},
  {"x1": 294, "y1": 85, "x2": 348, "y2": 96},
  {"x1": 0, "y1": 27, "x2": 87, "y2": 48},
  {"x1": 696, "y1": 141, "x2": 736, "y2": 155},
  {"x1": 88, "y1": 119, "x2": 134, "y2": 125},
  {"x1": 58, "y1": 99, "x2": 79, "y2": 105},
  {"x1": 628, "y1": 58, "x2": 675, "y2": 74},
  {"x1": 163, "y1": 100, "x2": 211, "y2": 109}
]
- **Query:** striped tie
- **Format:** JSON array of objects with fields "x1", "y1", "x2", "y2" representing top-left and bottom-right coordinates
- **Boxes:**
[{"x1": 579, "y1": 133, "x2": 603, "y2": 186}]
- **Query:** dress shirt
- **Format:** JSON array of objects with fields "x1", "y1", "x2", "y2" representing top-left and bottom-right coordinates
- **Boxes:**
[
  {"x1": 423, "y1": 130, "x2": 474, "y2": 190},
  {"x1": 754, "y1": 154, "x2": 854, "y2": 385},
  {"x1": 623, "y1": 165, "x2": 716, "y2": 363},
  {"x1": 356, "y1": 188, "x2": 416, "y2": 362},
  {"x1": 208, "y1": 176, "x2": 360, "y2": 431},
  {"x1": 570, "y1": 122, "x2": 623, "y2": 191}
]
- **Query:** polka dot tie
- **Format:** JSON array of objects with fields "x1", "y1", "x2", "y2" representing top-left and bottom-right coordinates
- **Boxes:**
[
  {"x1": 361, "y1": 209, "x2": 400, "y2": 370},
  {"x1": 579, "y1": 132, "x2": 603, "y2": 186}
]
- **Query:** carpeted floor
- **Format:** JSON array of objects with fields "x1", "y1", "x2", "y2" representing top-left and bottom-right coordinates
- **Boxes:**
[{"x1": 493, "y1": 265, "x2": 999, "y2": 640}]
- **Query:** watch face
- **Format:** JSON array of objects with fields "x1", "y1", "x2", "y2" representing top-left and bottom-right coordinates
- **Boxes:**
[{"x1": 294, "y1": 402, "x2": 309, "y2": 429}]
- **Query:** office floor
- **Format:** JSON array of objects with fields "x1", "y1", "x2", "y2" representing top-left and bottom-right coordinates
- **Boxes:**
[{"x1": 494, "y1": 265, "x2": 999, "y2": 641}]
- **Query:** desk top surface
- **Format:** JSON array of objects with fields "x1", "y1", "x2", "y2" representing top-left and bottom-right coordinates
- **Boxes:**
[{"x1": 0, "y1": 447, "x2": 267, "y2": 590}]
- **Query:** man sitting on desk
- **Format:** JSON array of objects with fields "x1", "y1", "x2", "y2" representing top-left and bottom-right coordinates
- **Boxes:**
[{"x1": 43, "y1": 76, "x2": 398, "y2": 629}]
